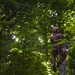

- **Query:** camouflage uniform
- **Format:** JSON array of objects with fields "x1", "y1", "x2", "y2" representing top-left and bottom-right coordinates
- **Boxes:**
[{"x1": 50, "y1": 27, "x2": 68, "y2": 72}]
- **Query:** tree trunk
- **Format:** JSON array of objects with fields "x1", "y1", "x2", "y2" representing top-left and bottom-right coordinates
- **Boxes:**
[{"x1": 59, "y1": 60, "x2": 66, "y2": 75}]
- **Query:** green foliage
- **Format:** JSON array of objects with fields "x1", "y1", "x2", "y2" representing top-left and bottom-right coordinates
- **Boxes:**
[
  {"x1": 0, "y1": 49, "x2": 48, "y2": 75},
  {"x1": 0, "y1": 0, "x2": 75, "y2": 75}
]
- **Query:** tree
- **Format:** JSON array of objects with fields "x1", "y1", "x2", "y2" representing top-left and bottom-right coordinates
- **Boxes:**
[{"x1": 0, "y1": 0, "x2": 75, "y2": 75}]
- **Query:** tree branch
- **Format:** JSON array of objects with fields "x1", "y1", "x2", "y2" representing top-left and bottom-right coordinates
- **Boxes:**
[{"x1": 6, "y1": 10, "x2": 17, "y2": 21}]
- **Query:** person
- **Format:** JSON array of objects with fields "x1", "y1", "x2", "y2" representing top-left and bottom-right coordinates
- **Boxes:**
[{"x1": 50, "y1": 27, "x2": 68, "y2": 72}]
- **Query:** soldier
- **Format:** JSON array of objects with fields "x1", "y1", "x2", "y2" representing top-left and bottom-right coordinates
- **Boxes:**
[{"x1": 50, "y1": 27, "x2": 68, "y2": 72}]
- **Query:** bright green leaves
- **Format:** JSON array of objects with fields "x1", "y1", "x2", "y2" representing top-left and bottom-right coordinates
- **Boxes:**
[{"x1": 0, "y1": 0, "x2": 75, "y2": 75}]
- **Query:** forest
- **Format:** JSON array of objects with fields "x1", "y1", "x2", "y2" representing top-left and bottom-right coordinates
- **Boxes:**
[{"x1": 0, "y1": 0, "x2": 75, "y2": 75}]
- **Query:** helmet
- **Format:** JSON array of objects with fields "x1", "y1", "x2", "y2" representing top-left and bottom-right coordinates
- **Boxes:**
[{"x1": 52, "y1": 27, "x2": 59, "y2": 33}]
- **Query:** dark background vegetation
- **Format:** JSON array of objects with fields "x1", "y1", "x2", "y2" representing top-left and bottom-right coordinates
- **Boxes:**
[{"x1": 0, "y1": 0, "x2": 75, "y2": 75}]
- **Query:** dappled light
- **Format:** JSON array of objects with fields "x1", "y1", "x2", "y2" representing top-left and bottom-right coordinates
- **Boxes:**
[{"x1": 0, "y1": 0, "x2": 75, "y2": 75}]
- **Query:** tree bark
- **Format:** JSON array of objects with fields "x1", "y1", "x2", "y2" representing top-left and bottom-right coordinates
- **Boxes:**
[{"x1": 59, "y1": 60, "x2": 66, "y2": 75}]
